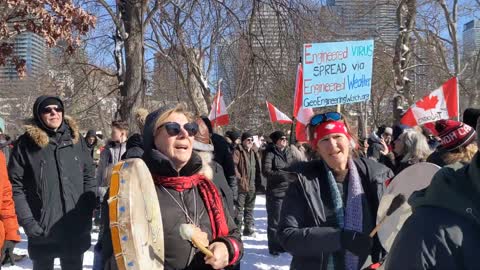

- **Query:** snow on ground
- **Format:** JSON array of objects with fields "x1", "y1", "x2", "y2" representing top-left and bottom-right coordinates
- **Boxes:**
[{"x1": 4, "y1": 195, "x2": 291, "y2": 270}]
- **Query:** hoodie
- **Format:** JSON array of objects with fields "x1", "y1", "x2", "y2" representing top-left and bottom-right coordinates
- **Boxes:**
[{"x1": 384, "y1": 153, "x2": 480, "y2": 270}]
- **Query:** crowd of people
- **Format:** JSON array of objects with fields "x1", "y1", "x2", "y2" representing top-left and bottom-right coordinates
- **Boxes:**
[{"x1": 0, "y1": 94, "x2": 477, "y2": 270}]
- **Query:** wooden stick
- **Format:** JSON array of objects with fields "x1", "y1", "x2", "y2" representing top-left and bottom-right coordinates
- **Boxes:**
[
  {"x1": 369, "y1": 216, "x2": 387, "y2": 238},
  {"x1": 191, "y1": 236, "x2": 214, "y2": 257}
]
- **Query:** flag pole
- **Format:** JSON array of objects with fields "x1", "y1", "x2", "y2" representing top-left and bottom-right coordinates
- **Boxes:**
[
  {"x1": 456, "y1": 76, "x2": 460, "y2": 121},
  {"x1": 289, "y1": 117, "x2": 295, "y2": 145}
]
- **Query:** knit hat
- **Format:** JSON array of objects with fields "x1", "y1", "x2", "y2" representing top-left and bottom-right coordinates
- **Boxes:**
[
  {"x1": 434, "y1": 120, "x2": 476, "y2": 151},
  {"x1": 463, "y1": 108, "x2": 480, "y2": 131},
  {"x1": 241, "y1": 132, "x2": 253, "y2": 142},
  {"x1": 269, "y1": 131, "x2": 286, "y2": 144},
  {"x1": 225, "y1": 130, "x2": 241, "y2": 142},
  {"x1": 393, "y1": 124, "x2": 410, "y2": 141},
  {"x1": 39, "y1": 97, "x2": 63, "y2": 111}
]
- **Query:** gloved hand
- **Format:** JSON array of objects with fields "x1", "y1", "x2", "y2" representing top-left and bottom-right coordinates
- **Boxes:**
[
  {"x1": 23, "y1": 218, "x2": 44, "y2": 238},
  {"x1": 341, "y1": 229, "x2": 372, "y2": 257},
  {"x1": 1, "y1": 240, "x2": 16, "y2": 266}
]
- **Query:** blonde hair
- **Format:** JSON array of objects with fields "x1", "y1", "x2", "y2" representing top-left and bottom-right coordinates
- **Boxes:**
[
  {"x1": 398, "y1": 128, "x2": 432, "y2": 163},
  {"x1": 442, "y1": 143, "x2": 478, "y2": 165},
  {"x1": 153, "y1": 104, "x2": 193, "y2": 135}
]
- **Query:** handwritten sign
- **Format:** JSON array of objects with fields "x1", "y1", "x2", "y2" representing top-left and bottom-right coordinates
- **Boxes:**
[{"x1": 302, "y1": 40, "x2": 374, "y2": 108}]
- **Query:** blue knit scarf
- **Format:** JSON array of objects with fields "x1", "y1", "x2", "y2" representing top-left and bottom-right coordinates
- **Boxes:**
[{"x1": 325, "y1": 159, "x2": 364, "y2": 270}]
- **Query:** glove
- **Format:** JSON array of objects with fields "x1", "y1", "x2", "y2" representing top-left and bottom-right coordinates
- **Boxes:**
[
  {"x1": 1, "y1": 240, "x2": 16, "y2": 266},
  {"x1": 23, "y1": 218, "x2": 44, "y2": 238},
  {"x1": 341, "y1": 230, "x2": 372, "y2": 257}
]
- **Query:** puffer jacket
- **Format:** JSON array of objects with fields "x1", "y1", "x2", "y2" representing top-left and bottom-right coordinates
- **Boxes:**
[
  {"x1": 8, "y1": 97, "x2": 96, "y2": 259},
  {"x1": 384, "y1": 153, "x2": 480, "y2": 270},
  {"x1": 101, "y1": 106, "x2": 243, "y2": 270},
  {"x1": 263, "y1": 144, "x2": 294, "y2": 198},
  {"x1": 278, "y1": 158, "x2": 393, "y2": 270},
  {"x1": 0, "y1": 151, "x2": 20, "y2": 248}
]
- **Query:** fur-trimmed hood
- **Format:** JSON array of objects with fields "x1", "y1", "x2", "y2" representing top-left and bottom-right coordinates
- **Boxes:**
[{"x1": 23, "y1": 115, "x2": 80, "y2": 148}]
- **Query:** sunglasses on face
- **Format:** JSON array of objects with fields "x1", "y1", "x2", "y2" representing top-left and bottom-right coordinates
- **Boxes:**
[
  {"x1": 309, "y1": 112, "x2": 342, "y2": 126},
  {"x1": 158, "y1": 122, "x2": 199, "y2": 137},
  {"x1": 245, "y1": 138, "x2": 253, "y2": 142},
  {"x1": 41, "y1": 107, "x2": 64, "y2": 114},
  {"x1": 280, "y1": 137, "x2": 287, "y2": 141}
]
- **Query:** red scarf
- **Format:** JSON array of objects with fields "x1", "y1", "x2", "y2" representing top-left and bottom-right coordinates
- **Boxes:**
[{"x1": 153, "y1": 174, "x2": 229, "y2": 238}]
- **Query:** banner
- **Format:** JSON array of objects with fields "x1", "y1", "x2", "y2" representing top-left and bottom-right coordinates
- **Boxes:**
[
  {"x1": 302, "y1": 40, "x2": 374, "y2": 108},
  {"x1": 401, "y1": 77, "x2": 458, "y2": 126}
]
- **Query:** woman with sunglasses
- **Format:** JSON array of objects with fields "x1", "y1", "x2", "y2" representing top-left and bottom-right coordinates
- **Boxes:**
[
  {"x1": 277, "y1": 112, "x2": 394, "y2": 270},
  {"x1": 100, "y1": 105, "x2": 243, "y2": 270}
]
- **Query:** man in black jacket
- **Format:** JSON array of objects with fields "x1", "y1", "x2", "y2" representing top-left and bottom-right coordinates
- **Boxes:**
[{"x1": 8, "y1": 96, "x2": 96, "y2": 270}]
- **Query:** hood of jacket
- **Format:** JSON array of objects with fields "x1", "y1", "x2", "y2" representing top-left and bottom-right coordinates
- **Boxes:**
[
  {"x1": 409, "y1": 152, "x2": 480, "y2": 226},
  {"x1": 23, "y1": 115, "x2": 80, "y2": 148},
  {"x1": 32, "y1": 96, "x2": 65, "y2": 133},
  {"x1": 142, "y1": 105, "x2": 203, "y2": 177}
]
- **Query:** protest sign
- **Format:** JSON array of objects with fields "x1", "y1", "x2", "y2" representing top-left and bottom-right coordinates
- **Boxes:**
[{"x1": 302, "y1": 40, "x2": 374, "y2": 108}]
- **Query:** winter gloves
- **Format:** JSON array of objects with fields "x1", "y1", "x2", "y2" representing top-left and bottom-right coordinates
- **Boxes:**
[
  {"x1": 1, "y1": 240, "x2": 16, "y2": 265},
  {"x1": 23, "y1": 218, "x2": 44, "y2": 238},
  {"x1": 341, "y1": 229, "x2": 373, "y2": 257}
]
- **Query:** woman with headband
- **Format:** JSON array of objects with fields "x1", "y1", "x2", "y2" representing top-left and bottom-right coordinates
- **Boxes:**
[{"x1": 278, "y1": 112, "x2": 393, "y2": 270}]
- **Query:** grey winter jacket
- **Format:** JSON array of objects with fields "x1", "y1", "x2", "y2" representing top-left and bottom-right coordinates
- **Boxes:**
[
  {"x1": 384, "y1": 153, "x2": 480, "y2": 270},
  {"x1": 278, "y1": 158, "x2": 393, "y2": 270}
]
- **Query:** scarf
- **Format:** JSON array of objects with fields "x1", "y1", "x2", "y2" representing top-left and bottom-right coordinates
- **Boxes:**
[
  {"x1": 325, "y1": 159, "x2": 364, "y2": 270},
  {"x1": 152, "y1": 174, "x2": 230, "y2": 239}
]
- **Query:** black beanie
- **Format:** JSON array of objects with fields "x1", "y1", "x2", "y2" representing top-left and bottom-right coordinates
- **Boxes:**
[
  {"x1": 463, "y1": 108, "x2": 480, "y2": 131},
  {"x1": 241, "y1": 132, "x2": 253, "y2": 142},
  {"x1": 226, "y1": 130, "x2": 241, "y2": 142},
  {"x1": 269, "y1": 131, "x2": 285, "y2": 144}
]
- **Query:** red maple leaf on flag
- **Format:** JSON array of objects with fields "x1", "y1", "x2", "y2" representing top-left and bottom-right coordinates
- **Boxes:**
[{"x1": 416, "y1": 95, "x2": 439, "y2": 111}]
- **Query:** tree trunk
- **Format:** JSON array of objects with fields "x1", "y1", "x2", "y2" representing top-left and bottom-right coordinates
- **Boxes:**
[{"x1": 119, "y1": 0, "x2": 145, "y2": 131}]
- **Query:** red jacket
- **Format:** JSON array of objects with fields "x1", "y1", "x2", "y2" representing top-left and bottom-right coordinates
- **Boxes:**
[{"x1": 0, "y1": 152, "x2": 20, "y2": 247}]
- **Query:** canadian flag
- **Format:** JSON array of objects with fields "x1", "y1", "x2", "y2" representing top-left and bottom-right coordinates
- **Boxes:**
[
  {"x1": 401, "y1": 77, "x2": 458, "y2": 126},
  {"x1": 208, "y1": 86, "x2": 229, "y2": 127},
  {"x1": 293, "y1": 63, "x2": 314, "y2": 141},
  {"x1": 266, "y1": 101, "x2": 293, "y2": 124}
]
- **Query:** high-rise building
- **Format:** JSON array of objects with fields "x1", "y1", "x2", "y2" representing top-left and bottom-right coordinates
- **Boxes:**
[
  {"x1": 463, "y1": 20, "x2": 480, "y2": 60},
  {"x1": 461, "y1": 19, "x2": 480, "y2": 108},
  {"x1": 332, "y1": 0, "x2": 398, "y2": 48},
  {"x1": 0, "y1": 32, "x2": 46, "y2": 80}
]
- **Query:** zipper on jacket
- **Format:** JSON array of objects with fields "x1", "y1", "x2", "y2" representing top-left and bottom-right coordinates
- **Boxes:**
[{"x1": 39, "y1": 160, "x2": 47, "y2": 227}]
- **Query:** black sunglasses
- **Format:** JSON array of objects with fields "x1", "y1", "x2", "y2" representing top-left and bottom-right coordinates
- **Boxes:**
[
  {"x1": 309, "y1": 112, "x2": 342, "y2": 126},
  {"x1": 41, "y1": 107, "x2": 64, "y2": 114},
  {"x1": 158, "y1": 122, "x2": 199, "y2": 137}
]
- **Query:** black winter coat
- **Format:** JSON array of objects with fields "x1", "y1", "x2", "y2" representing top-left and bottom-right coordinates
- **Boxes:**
[
  {"x1": 8, "y1": 116, "x2": 96, "y2": 259},
  {"x1": 263, "y1": 144, "x2": 294, "y2": 198},
  {"x1": 278, "y1": 158, "x2": 393, "y2": 270},
  {"x1": 212, "y1": 133, "x2": 238, "y2": 199}
]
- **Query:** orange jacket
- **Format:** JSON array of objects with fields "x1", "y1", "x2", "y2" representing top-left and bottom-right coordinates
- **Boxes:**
[{"x1": 0, "y1": 152, "x2": 20, "y2": 247}]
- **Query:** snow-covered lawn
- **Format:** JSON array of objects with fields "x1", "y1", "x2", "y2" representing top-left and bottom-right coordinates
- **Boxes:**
[{"x1": 4, "y1": 195, "x2": 291, "y2": 270}]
